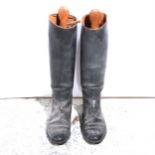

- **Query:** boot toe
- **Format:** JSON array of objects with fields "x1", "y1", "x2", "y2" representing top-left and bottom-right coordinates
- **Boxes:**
[
  {"x1": 51, "y1": 134, "x2": 67, "y2": 144},
  {"x1": 46, "y1": 129, "x2": 70, "y2": 145},
  {"x1": 83, "y1": 128, "x2": 107, "y2": 144}
]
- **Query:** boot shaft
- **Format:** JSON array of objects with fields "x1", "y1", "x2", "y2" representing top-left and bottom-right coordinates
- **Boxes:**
[
  {"x1": 81, "y1": 13, "x2": 108, "y2": 98},
  {"x1": 49, "y1": 14, "x2": 77, "y2": 92}
]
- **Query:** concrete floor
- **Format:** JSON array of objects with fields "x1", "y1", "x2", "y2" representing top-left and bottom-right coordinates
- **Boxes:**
[{"x1": 0, "y1": 98, "x2": 155, "y2": 155}]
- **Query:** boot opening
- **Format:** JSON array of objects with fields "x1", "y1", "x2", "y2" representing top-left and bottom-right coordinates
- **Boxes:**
[
  {"x1": 82, "y1": 12, "x2": 107, "y2": 29},
  {"x1": 49, "y1": 14, "x2": 77, "y2": 28}
]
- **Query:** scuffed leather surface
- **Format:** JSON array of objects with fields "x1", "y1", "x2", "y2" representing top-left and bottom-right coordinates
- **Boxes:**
[
  {"x1": 47, "y1": 21, "x2": 77, "y2": 144},
  {"x1": 81, "y1": 23, "x2": 108, "y2": 93},
  {"x1": 80, "y1": 22, "x2": 108, "y2": 144},
  {"x1": 49, "y1": 22, "x2": 77, "y2": 89}
]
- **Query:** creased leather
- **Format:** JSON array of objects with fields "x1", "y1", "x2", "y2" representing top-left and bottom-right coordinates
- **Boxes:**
[
  {"x1": 46, "y1": 20, "x2": 77, "y2": 145},
  {"x1": 80, "y1": 21, "x2": 108, "y2": 144}
]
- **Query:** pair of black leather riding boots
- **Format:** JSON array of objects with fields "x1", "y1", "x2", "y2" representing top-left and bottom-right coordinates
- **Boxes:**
[{"x1": 46, "y1": 10, "x2": 108, "y2": 145}]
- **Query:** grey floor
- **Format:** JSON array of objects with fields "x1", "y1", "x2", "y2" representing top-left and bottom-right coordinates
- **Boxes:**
[{"x1": 0, "y1": 98, "x2": 155, "y2": 155}]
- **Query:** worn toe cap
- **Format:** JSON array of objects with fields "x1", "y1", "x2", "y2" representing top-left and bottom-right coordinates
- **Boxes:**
[
  {"x1": 46, "y1": 128, "x2": 70, "y2": 145},
  {"x1": 83, "y1": 127, "x2": 107, "y2": 144}
]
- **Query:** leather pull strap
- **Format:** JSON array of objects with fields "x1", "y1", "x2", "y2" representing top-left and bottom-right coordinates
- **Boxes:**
[
  {"x1": 89, "y1": 9, "x2": 105, "y2": 29},
  {"x1": 58, "y1": 6, "x2": 70, "y2": 28}
]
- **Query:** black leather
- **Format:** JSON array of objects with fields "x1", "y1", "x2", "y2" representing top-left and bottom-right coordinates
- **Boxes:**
[
  {"x1": 80, "y1": 19, "x2": 108, "y2": 144},
  {"x1": 46, "y1": 19, "x2": 77, "y2": 145}
]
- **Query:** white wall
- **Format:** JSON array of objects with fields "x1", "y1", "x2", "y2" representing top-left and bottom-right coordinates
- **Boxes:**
[{"x1": 0, "y1": 0, "x2": 155, "y2": 98}]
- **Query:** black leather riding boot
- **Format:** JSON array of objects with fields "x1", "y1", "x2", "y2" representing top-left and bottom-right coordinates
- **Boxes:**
[
  {"x1": 46, "y1": 13, "x2": 77, "y2": 145},
  {"x1": 80, "y1": 12, "x2": 108, "y2": 144}
]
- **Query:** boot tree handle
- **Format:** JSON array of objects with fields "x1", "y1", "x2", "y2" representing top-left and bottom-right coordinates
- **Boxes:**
[
  {"x1": 57, "y1": 7, "x2": 105, "y2": 29},
  {"x1": 89, "y1": 9, "x2": 105, "y2": 29},
  {"x1": 57, "y1": 6, "x2": 80, "y2": 28},
  {"x1": 58, "y1": 6, "x2": 70, "y2": 28}
]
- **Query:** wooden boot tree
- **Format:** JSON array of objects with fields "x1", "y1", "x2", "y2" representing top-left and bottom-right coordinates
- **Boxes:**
[
  {"x1": 57, "y1": 6, "x2": 80, "y2": 28},
  {"x1": 89, "y1": 9, "x2": 105, "y2": 29},
  {"x1": 57, "y1": 7, "x2": 105, "y2": 29},
  {"x1": 58, "y1": 6, "x2": 70, "y2": 28}
]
